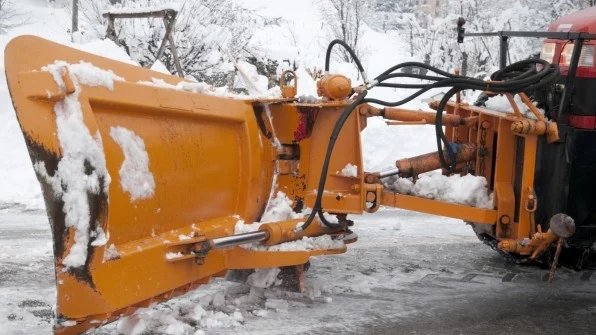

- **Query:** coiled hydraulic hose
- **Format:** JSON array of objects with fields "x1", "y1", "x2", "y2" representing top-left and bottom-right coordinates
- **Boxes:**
[{"x1": 297, "y1": 41, "x2": 560, "y2": 232}]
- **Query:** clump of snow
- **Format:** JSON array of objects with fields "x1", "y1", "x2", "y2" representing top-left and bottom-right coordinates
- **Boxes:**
[
  {"x1": 110, "y1": 126, "x2": 156, "y2": 201},
  {"x1": 235, "y1": 60, "x2": 268, "y2": 95},
  {"x1": 165, "y1": 252, "x2": 184, "y2": 260},
  {"x1": 385, "y1": 172, "x2": 494, "y2": 209},
  {"x1": 32, "y1": 61, "x2": 121, "y2": 269},
  {"x1": 150, "y1": 60, "x2": 171, "y2": 75},
  {"x1": 247, "y1": 268, "x2": 282, "y2": 288},
  {"x1": 295, "y1": 67, "x2": 318, "y2": 97},
  {"x1": 43, "y1": 61, "x2": 124, "y2": 91},
  {"x1": 178, "y1": 234, "x2": 192, "y2": 241},
  {"x1": 259, "y1": 191, "x2": 303, "y2": 223},
  {"x1": 137, "y1": 75, "x2": 283, "y2": 100},
  {"x1": 339, "y1": 163, "x2": 358, "y2": 177},
  {"x1": 484, "y1": 94, "x2": 544, "y2": 120},
  {"x1": 137, "y1": 78, "x2": 239, "y2": 99},
  {"x1": 116, "y1": 314, "x2": 146, "y2": 335},
  {"x1": 264, "y1": 235, "x2": 344, "y2": 252},
  {"x1": 104, "y1": 244, "x2": 120, "y2": 261},
  {"x1": 90, "y1": 226, "x2": 108, "y2": 247}
]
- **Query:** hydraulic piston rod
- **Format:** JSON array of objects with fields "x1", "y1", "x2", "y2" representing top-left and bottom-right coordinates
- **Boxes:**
[{"x1": 211, "y1": 231, "x2": 269, "y2": 249}]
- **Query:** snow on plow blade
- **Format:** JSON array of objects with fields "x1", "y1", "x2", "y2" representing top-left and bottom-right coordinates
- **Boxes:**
[{"x1": 4, "y1": 36, "x2": 354, "y2": 334}]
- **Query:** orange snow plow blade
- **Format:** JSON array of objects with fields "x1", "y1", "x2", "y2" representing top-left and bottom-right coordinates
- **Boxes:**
[{"x1": 5, "y1": 36, "x2": 360, "y2": 334}]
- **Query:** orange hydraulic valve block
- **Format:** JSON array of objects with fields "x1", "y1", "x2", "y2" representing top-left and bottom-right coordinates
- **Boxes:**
[
  {"x1": 317, "y1": 74, "x2": 352, "y2": 100},
  {"x1": 395, "y1": 143, "x2": 477, "y2": 178}
]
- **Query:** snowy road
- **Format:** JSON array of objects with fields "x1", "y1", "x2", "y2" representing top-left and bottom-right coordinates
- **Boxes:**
[{"x1": 1, "y1": 206, "x2": 595, "y2": 335}]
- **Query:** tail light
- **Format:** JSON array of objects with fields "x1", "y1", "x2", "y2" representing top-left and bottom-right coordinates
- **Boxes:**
[
  {"x1": 540, "y1": 42, "x2": 556, "y2": 63},
  {"x1": 559, "y1": 43, "x2": 594, "y2": 67}
]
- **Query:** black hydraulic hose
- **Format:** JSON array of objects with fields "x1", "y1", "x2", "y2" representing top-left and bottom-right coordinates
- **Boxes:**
[
  {"x1": 324, "y1": 39, "x2": 367, "y2": 82},
  {"x1": 298, "y1": 40, "x2": 560, "y2": 232},
  {"x1": 434, "y1": 87, "x2": 462, "y2": 170}
]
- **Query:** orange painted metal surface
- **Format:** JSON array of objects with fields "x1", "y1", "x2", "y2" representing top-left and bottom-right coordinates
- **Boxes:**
[{"x1": 4, "y1": 36, "x2": 348, "y2": 334}]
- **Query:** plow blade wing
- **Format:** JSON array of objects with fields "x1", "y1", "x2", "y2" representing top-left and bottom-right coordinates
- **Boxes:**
[{"x1": 4, "y1": 35, "x2": 343, "y2": 334}]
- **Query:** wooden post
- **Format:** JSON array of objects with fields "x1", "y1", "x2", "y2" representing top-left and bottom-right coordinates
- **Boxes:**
[
  {"x1": 165, "y1": 13, "x2": 184, "y2": 78},
  {"x1": 102, "y1": 9, "x2": 185, "y2": 77}
]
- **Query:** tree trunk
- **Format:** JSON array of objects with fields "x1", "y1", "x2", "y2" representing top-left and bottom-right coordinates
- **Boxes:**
[
  {"x1": 461, "y1": 51, "x2": 468, "y2": 77},
  {"x1": 71, "y1": 0, "x2": 78, "y2": 33}
]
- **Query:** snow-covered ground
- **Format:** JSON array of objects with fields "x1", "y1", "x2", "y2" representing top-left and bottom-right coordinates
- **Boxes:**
[{"x1": 2, "y1": 206, "x2": 596, "y2": 335}]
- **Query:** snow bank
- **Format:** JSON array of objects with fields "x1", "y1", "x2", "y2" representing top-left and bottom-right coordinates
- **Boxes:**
[
  {"x1": 110, "y1": 126, "x2": 156, "y2": 201},
  {"x1": 385, "y1": 172, "x2": 494, "y2": 209},
  {"x1": 33, "y1": 61, "x2": 123, "y2": 269}
]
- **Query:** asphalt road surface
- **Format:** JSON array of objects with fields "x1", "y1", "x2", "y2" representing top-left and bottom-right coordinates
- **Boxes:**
[{"x1": 1, "y1": 206, "x2": 595, "y2": 335}]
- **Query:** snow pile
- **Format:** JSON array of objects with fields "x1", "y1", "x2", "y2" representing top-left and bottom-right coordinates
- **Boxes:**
[
  {"x1": 260, "y1": 235, "x2": 344, "y2": 252},
  {"x1": 295, "y1": 67, "x2": 318, "y2": 97},
  {"x1": 114, "y1": 262, "x2": 336, "y2": 335},
  {"x1": 110, "y1": 126, "x2": 156, "y2": 201},
  {"x1": 385, "y1": 173, "x2": 494, "y2": 209},
  {"x1": 137, "y1": 77, "x2": 282, "y2": 100},
  {"x1": 484, "y1": 94, "x2": 544, "y2": 120},
  {"x1": 247, "y1": 268, "x2": 282, "y2": 288},
  {"x1": 235, "y1": 60, "x2": 269, "y2": 95},
  {"x1": 260, "y1": 191, "x2": 303, "y2": 223},
  {"x1": 33, "y1": 61, "x2": 123, "y2": 269},
  {"x1": 46, "y1": 61, "x2": 124, "y2": 90},
  {"x1": 234, "y1": 191, "x2": 345, "y2": 251},
  {"x1": 339, "y1": 163, "x2": 358, "y2": 177}
]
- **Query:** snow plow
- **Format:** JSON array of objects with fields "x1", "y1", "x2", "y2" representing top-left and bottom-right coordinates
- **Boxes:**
[{"x1": 5, "y1": 7, "x2": 596, "y2": 334}]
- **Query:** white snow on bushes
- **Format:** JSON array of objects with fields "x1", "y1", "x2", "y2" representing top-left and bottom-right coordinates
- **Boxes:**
[
  {"x1": 110, "y1": 126, "x2": 156, "y2": 201},
  {"x1": 33, "y1": 61, "x2": 122, "y2": 269},
  {"x1": 386, "y1": 172, "x2": 494, "y2": 209}
]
